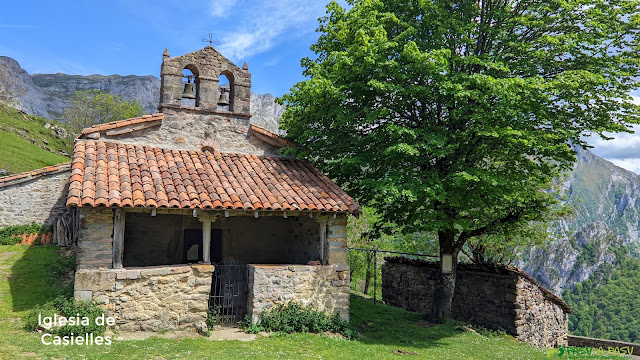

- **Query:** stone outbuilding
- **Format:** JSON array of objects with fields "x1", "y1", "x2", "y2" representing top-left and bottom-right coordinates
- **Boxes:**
[
  {"x1": 382, "y1": 257, "x2": 572, "y2": 348},
  {"x1": 0, "y1": 46, "x2": 360, "y2": 333}
]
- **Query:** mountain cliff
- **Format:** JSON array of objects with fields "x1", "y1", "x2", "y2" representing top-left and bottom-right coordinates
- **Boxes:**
[
  {"x1": 519, "y1": 147, "x2": 640, "y2": 294},
  {"x1": 0, "y1": 56, "x2": 281, "y2": 131}
]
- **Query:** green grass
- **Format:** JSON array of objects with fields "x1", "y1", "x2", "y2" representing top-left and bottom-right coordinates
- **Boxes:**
[
  {"x1": 0, "y1": 244, "x2": 550, "y2": 359},
  {"x1": 0, "y1": 103, "x2": 72, "y2": 174}
]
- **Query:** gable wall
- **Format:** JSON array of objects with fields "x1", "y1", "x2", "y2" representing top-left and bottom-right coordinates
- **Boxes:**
[
  {"x1": 0, "y1": 170, "x2": 71, "y2": 227},
  {"x1": 89, "y1": 110, "x2": 281, "y2": 156}
]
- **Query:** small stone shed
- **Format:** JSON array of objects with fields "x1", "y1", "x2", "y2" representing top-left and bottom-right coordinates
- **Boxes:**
[
  {"x1": 0, "y1": 46, "x2": 359, "y2": 333},
  {"x1": 382, "y1": 257, "x2": 572, "y2": 348}
]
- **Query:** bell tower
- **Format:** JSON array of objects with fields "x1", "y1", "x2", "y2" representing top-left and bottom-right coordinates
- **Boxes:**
[{"x1": 158, "y1": 46, "x2": 251, "y2": 115}]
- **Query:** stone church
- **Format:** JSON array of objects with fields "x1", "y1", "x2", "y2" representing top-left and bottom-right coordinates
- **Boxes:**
[{"x1": 0, "y1": 46, "x2": 360, "y2": 333}]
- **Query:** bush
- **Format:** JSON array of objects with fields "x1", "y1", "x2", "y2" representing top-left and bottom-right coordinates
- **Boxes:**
[
  {"x1": 0, "y1": 223, "x2": 51, "y2": 245},
  {"x1": 240, "y1": 302, "x2": 357, "y2": 340},
  {"x1": 25, "y1": 296, "x2": 106, "y2": 336}
]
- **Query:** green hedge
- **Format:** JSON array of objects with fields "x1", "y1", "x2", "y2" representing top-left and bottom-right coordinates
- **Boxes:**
[
  {"x1": 241, "y1": 302, "x2": 357, "y2": 339},
  {"x1": 0, "y1": 223, "x2": 51, "y2": 245}
]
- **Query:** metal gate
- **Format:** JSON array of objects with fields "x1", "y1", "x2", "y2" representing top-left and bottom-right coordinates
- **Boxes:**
[{"x1": 209, "y1": 261, "x2": 248, "y2": 326}]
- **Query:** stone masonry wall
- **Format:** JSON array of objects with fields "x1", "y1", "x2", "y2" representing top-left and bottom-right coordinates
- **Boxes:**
[
  {"x1": 247, "y1": 264, "x2": 350, "y2": 322},
  {"x1": 327, "y1": 216, "x2": 348, "y2": 265},
  {"x1": 382, "y1": 258, "x2": 569, "y2": 348},
  {"x1": 91, "y1": 109, "x2": 281, "y2": 156},
  {"x1": 76, "y1": 207, "x2": 114, "y2": 269},
  {"x1": 0, "y1": 169, "x2": 70, "y2": 227},
  {"x1": 74, "y1": 264, "x2": 215, "y2": 333}
]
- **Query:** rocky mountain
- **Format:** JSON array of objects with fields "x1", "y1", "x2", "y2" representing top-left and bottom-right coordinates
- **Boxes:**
[
  {"x1": 0, "y1": 56, "x2": 281, "y2": 131},
  {"x1": 519, "y1": 147, "x2": 640, "y2": 294}
]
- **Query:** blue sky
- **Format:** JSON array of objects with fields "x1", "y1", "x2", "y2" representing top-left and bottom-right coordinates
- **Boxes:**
[
  {"x1": 0, "y1": 0, "x2": 344, "y2": 96},
  {"x1": 2, "y1": 0, "x2": 640, "y2": 173}
]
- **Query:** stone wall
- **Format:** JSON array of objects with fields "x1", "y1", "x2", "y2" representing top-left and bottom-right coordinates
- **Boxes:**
[
  {"x1": 93, "y1": 109, "x2": 281, "y2": 156},
  {"x1": 74, "y1": 264, "x2": 215, "y2": 333},
  {"x1": 0, "y1": 168, "x2": 70, "y2": 227},
  {"x1": 327, "y1": 217, "x2": 348, "y2": 265},
  {"x1": 382, "y1": 258, "x2": 569, "y2": 348},
  {"x1": 77, "y1": 207, "x2": 114, "y2": 269},
  {"x1": 247, "y1": 264, "x2": 350, "y2": 322}
]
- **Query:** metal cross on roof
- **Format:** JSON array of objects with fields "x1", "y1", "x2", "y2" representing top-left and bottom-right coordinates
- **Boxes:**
[{"x1": 202, "y1": 33, "x2": 220, "y2": 46}]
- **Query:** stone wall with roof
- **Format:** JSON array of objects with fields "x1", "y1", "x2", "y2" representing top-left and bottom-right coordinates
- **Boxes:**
[
  {"x1": 382, "y1": 257, "x2": 570, "y2": 348},
  {"x1": 0, "y1": 165, "x2": 71, "y2": 227}
]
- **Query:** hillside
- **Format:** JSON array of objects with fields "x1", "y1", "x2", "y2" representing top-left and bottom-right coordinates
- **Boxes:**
[
  {"x1": 0, "y1": 103, "x2": 72, "y2": 175},
  {"x1": 518, "y1": 147, "x2": 640, "y2": 294},
  {"x1": 563, "y1": 255, "x2": 640, "y2": 342}
]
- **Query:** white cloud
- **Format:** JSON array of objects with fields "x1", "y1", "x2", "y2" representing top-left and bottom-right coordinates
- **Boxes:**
[
  {"x1": 210, "y1": 0, "x2": 237, "y2": 18},
  {"x1": 216, "y1": 0, "x2": 333, "y2": 60},
  {"x1": 607, "y1": 158, "x2": 640, "y2": 174},
  {"x1": 586, "y1": 95, "x2": 640, "y2": 174}
]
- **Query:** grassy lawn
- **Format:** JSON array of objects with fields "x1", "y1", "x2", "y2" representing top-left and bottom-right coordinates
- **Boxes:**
[{"x1": 0, "y1": 244, "x2": 550, "y2": 359}]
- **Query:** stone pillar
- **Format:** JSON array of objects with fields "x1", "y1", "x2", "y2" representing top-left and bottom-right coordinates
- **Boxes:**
[
  {"x1": 76, "y1": 208, "x2": 114, "y2": 269},
  {"x1": 327, "y1": 215, "x2": 348, "y2": 265},
  {"x1": 198, "y1": 214, "x2": 217, "y2": 264},
  {"x1": 317, "y1": 218, "x2": 328, "y2": 265}
]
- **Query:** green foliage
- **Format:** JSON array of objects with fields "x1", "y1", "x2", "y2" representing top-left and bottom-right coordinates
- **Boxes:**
[
  {"x1": 279, "y1": 0, "x2": 640, "y2": 263},
  {"x1": 0, "y1": 103, "x2": 72, "y2": 174},
  {"x1": 25, "y1": 296, "x2": 106, "y2": 336},
  {"x1": 64, "y1": 89, "x2": 144, "y2": 132},
  {"x1": 206, "y1": 304, "x2": 221, "y2": 330},
  {"x1": 563, "y1": 256, "x2": 640, "y2": 343},
  {"x1": 241, "y1": 302, "x2": 358, "y2": 340},
  {"x1": 0, "y1": 223, "x2": 51, "y2": 245}
]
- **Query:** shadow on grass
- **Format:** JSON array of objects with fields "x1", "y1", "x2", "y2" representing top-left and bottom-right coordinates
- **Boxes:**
[
  {"x1": 349, "y1": 293, "x2": 461, "y2": 349},
  {"x1": 8, "y1": 245, "x2": 69, "y2": 312}
]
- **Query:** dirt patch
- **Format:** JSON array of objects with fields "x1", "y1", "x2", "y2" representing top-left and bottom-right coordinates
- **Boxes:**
[
  {"x1": 416, "y1": 320, "x2": 435, "y2": 328},
  {"x1": 207, "y1": 328, "x2": 263, "y2": 342},
  {"x1": 0, "y1": 251, "x2": 19, "y2": 260},
  {"x1": 392, "y1": 349, "x2": 419, "y2": 356}
]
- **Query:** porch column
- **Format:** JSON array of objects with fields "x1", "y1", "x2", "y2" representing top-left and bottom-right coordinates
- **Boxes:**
[
  {"x1": 327, "y1": 215, "x2": 348, "y2": 265},
  {"x1": 113, "y1": 209, "x2": 125, "y2": 269},
  {"x1": 198, "y1": 214, "x2": 217, "y2": 264},
  {"x1": 317, "y1": 218, "x2": 328, "y2": 265}
]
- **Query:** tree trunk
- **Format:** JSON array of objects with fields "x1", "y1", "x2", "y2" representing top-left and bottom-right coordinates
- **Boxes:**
[
  {"x1": 363, "y1": 251, "x2": 373, "y2": 295},
  {"x1": 429, "y1": 230, "x2": 458, "y2": 321}
]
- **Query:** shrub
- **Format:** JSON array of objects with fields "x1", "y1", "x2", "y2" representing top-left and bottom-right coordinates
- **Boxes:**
[
  {"x1": 0, "y1": 223, "x2": 51, "y2": 245},
  {"x1": 241, "y1": 302, "x2": 357, "y2": 340},
  {"x1": 25, "y1": 296, "x2": 106, "y2": 336}
]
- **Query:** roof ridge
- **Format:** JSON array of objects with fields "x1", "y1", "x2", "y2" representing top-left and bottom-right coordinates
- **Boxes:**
[{"x1": 0, "y1": 162, "x2": 72, "y2": 188}]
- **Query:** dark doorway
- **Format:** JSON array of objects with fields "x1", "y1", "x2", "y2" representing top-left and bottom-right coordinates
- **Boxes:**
[
  {"x1": 183, "y1": 229, "x2": 223, "y2": 264},
  {"x1": 209, "y1": 261, "x2": 248, "y2": 326}
]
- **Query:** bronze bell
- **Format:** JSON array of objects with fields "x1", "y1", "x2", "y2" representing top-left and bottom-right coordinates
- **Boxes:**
[
  {"x1": 182, "y1": 82, "x2": 196, "y2": 100},
  {"x1": 217, "y1": 90, "x2": 229, "y2": 106}
]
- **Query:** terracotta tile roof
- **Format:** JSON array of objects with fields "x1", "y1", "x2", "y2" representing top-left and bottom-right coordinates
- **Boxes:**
[
  {"x1": 249, "y1": 124, "x2": 297, "y2": 148},
  {"x1": 0, "y1": 163, "x2": 71, "y2": 188},
  {"x1": 66, "y1": 140, "x2": 360, "y2": 213},
  {"x1": 79, "y1": 114, "x2": 164, "y2": 137}
]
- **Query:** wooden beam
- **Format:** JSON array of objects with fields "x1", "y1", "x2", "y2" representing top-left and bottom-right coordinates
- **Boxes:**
[{"x1": 113, "y1": 209, "x2": 125, "y2": 269}]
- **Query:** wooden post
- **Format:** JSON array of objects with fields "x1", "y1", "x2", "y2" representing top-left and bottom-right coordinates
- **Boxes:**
[
  {"x1": 202, "y1": 219, "x2": 211, "y2": 264},
  {"x1": 113, "y1": 209, "x2": 125, "y2": 269},
  {"x1": 319, "y1": 220, "x2": 327, "y2": 265},
  {"x1": 373, "y1": 249, "x2": 377, "y2": 304}
]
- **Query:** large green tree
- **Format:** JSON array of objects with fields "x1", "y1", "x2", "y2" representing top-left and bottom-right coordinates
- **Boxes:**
[
  {"x1": 279, "y1": 0, "x2": 640, "y2": 320},
  {"x1": 64, "y1": 90, "x2": 144, "y2": 132}
]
